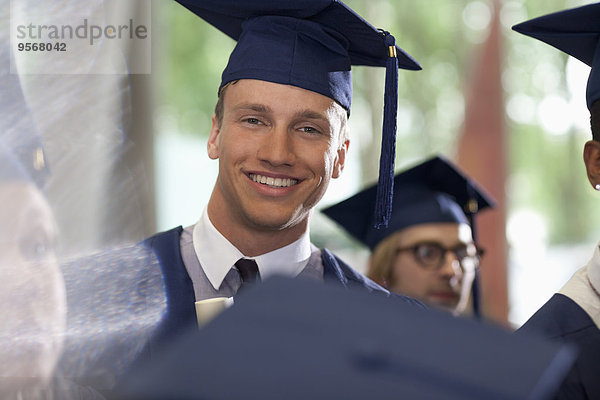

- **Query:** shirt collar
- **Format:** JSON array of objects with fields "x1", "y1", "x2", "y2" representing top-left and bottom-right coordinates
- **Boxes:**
[
  {"x1": 193, "y1": 208, "x2": 313, "y2": 290},
  {"x1": 588, "y1": 242, "x2": 600, "y2": 295}
]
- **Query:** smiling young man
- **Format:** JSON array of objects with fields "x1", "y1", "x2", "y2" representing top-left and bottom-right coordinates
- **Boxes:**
[
  {"x1": 206, "y1": 79, "x2": 348, "y2": 256},
  {"x1": 143, "y1": 0, "x2": 424, "y2": 344}
]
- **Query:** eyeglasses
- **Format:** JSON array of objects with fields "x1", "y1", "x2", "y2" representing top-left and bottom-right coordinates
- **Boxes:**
[{"x1": 395, "y1": 241, "x2": 485, "y2": 271}]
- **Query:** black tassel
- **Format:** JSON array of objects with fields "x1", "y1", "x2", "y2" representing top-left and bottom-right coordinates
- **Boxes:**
[{"x1": 373, "y1": 32, "x2": 398, "y2": 229}]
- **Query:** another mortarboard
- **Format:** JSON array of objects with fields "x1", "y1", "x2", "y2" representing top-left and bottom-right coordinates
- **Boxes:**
[
  {"x1": 173, "y1": 0, "x2": 422, "y2": 227},
  {"x1": 512, "y1": 3, "x2": 600, "y2": 110},
  {"x1": 119, "y1": 277, "x2": 576, "y2": 400},
  {"x1": 1, "y1": 50, "x2": 49, "y2": 188},
  {"x1": 322, "y1": 155, "x2": 495, "y2": 251}
]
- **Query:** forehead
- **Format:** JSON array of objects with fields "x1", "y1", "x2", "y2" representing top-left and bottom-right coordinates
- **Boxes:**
[
  {"x1": 223, "y1": 79, "x2": 344, "y2": 117},
  {"x1": 395, "y1": 222, "x2": 473, "y2": 245}
]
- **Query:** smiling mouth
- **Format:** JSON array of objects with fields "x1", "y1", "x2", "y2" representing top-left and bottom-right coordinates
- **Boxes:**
[{"x1": 249, "y1": 173, "x2": 299, "y2": 188}]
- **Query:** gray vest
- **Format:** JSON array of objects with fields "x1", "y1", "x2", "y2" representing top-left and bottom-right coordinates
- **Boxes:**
[{"x1": 179, "y1": 225, "x2": 324, "y2": 301}]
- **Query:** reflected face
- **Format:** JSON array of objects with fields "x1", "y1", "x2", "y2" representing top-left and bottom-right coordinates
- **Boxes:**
[
  {"x1": 207, "y1": 79, "x2": 347, "y2": 236},
  {"x1": 0, "y1": 182, "x2": 65, "y2": 387},
  {"x1": 386, "y1": 222, "x2": 476, "y2": 315}
]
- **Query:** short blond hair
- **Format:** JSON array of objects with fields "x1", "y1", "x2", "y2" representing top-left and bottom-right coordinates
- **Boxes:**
[{"x1": 366, "y1": 231, "x2": 402, "y2": 287}]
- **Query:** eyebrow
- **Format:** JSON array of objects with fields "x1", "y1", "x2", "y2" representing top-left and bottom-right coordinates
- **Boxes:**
[
  {"x1": 231, "y1": 103, "x2": 272, "y2": 114},
  {"x1": 294, "y1": 109, "x2": 329, "y2": 123},
  {"x1": 232, "y1": 103, "x2": 329, "y2": 121}
]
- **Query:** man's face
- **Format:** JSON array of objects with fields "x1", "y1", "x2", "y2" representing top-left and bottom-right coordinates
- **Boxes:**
[
  {"x1": 0, "y1": 182, "x2": 65, "y2": 388},
  {"x1": 388, "y1": 222, "x2": 477, "y2": 315},
  {"x1": 208, "y1": 79, "x2": 348, "y2": 234}
]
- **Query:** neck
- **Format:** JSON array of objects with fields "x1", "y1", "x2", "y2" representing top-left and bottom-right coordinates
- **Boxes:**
[{"x1": 206, "y1": 190, "x2": 309, "y2": 257}]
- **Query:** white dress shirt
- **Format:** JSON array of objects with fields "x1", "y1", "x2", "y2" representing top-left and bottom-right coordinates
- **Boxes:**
[{"x1": 192, "y1": 208, "x2": 314, "y2": 291}]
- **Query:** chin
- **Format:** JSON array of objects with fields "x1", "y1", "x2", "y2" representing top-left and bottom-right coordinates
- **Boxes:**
[
  {"x1": 246, "y1": 208, "x2": 308, "y2": 231},
  {"x1": 428, "y1": 300, "x2": 460, "y2": 315}
]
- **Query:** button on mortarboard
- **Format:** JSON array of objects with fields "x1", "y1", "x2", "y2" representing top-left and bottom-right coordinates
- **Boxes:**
[
  {"x1": 0, "y1": 59, "x2": 50, "y2": 189},
  {"x1": 512, "y1": 3, "x2": 600, "y2": 109},
  {"x1": 173, "y1": 0, "x2": 422, "y2": 228}
]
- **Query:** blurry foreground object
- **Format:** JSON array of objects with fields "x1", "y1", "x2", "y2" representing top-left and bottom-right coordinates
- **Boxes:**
[
  {"x1": 322, "y1": 156, "x2": 494, "y2": 317},
  {"x1": 55, "y1": 243, "x2": 167, "y2": 397},
  {"x1": 119, "y1": 277, "x2": 575, "y2": 400},
  {"x1": 0, "y1": 141, "x2": 66, "y2": 399},
  {"x1": 0, "y1": 39, "x2": 64, "y2": 396},
  {"x1": 0, "y1": 64, "x2": 104, "y2": 399},
  {"x1": 513, "y1": 3, "x2": 600, "y2": 399}
]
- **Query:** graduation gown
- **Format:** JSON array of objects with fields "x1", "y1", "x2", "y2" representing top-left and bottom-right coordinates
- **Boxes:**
[
  {"x1": 59, "y1": 226, "x2": 422, "y2": 395},
  {"x1": 144, "y1": 226, "x2": 422, "y2": 352},
  {"x1": 517, "y1": 293, "x2": 600, "y2": 399}
]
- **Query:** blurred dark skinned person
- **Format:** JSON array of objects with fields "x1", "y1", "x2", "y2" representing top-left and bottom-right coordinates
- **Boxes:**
[
  {"x1": 323, "y1": 156, "x2": 494, "y2": 317},
  {"x1": 513, "y1": 4, "x2": 600, "y2": 399}
]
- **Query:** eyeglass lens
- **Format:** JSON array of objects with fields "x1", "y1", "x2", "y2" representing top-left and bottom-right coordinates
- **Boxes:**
[{"x1": 411, "y1": 242, "x2": 479, "y2": 270}]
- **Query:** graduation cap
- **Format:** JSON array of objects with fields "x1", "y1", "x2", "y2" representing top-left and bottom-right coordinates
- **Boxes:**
[
  {"x1": 118, "y1": 276, "x2": 576, "y2": 400},
  {"x1": 321, "y1": 155, "x2": 495, "y2": 251},
  {"x1": 512, "y1": 3, "x2": 600, "y2": 110},
  {"x1": 0, "y1": 51, "x2": 49, "y2": 188},
  {"x1": 173, "y1": 0, "x2": 422, "y2": 228},
  {"x1": 0, "y1": 99, "x2": 48, "y2": 188},
  {"x1": 322, "y1": 156, "x2": 494, "y2": 317}
]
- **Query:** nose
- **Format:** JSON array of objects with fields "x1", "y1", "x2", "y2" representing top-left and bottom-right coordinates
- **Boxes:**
[
  {"x1": 438, "y1": 251, "x2": 463, "y2": 280},
  {"x1": 257, "y1": 126, "x2": 295, "y2": 167}
]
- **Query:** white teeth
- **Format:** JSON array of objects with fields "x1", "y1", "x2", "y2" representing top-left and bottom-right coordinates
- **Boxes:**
[{"x1": 250, "y1": 174, "x2": 298, "y2": 188}]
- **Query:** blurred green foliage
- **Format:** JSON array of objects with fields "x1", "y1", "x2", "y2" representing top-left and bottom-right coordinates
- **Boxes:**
[{"x1": 156, "y1": 0, "x2": 600, "y2": 245}]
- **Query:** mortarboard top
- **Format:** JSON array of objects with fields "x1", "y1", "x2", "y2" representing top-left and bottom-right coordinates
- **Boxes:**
[
  {"x1": 173, "y1": 0, "x2": 422, "y2": 228},
  {"x1": 322, "y1": 155, "x2": 495, "y2": 251},
  {"x1": 512, "y1": 3, "x2": 600, "y2": 110},
  {"x1": 119, "y1": 276, "x2": 576, "y2": 400}
]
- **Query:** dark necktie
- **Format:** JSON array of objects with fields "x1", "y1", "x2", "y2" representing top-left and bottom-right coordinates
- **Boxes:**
[{"x1": 235, "y1": 258, "x2": 261, "y2": 292}]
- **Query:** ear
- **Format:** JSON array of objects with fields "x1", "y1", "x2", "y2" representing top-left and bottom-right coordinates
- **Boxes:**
[
  {"x1": 583, "y1": 140, "x2": 600, "y2": 190},
  {"x1": 207, "y1": 114, "x2": 221, "y2": 160},
  {"x1": 332, "y1": 139, "x2": 349, "y2": 179}
]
